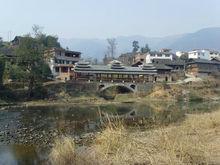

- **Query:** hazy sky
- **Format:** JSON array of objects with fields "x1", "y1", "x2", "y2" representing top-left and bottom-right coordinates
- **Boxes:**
[{"x1": 1, "y1": 0, "x2": 220, "y2": 40}]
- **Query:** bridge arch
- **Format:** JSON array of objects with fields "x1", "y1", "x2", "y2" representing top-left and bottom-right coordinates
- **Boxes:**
[{"x1": 99, "y1": 83, "x2": 136, "y2": 93}]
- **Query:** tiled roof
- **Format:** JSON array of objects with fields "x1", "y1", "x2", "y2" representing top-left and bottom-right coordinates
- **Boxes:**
[
  {"x1": 187, "y1": 59, "x2": 220, "y2": 65},
  {"x1": 75, "y1": 63, "x2": 157, "y2": 75},
  {"x1": 152, "y1": 59, "x2": 185, "y2": 65},
  {"x1": 154, "y1": 64, "x2": 173, "y2": 70}
]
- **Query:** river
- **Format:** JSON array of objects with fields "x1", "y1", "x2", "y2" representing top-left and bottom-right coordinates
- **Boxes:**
[{"x1": 0, "y1": 101, "x2": 219, "y2": 164}]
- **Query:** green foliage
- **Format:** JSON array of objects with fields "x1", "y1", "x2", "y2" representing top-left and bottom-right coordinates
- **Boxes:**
[
  {"x1": 1, "y1": 25, "x2": 59, "y2": 99},
  {"x1": 44, "y1": 35, "x2": 61, "y2": 48},
  {"x1": 180, "y1": 53, "x2": 189, "y2": 62},
  {"x1": 4, "y1": 62, "x2": 27, "y2": 81},
  {"x1": 42, "y1": 63, "x2": 52, "y2": 79},
  {"x1": 141, "y1": 44, "x2": 151, "y2": 53},
  {"x1": 0, "y1": 37, "x2": 3, "y2": 47},
  {"x1": 0, "y1": 55, "x2": 5, "y2": 87},
  {"x1": 15, "y1": 36, "x2": 51, "y2": 97},
  {"x1": 132, "y1": 40, "x2": 139, "y2": 53},
  {"x1": 32, "y1": 24, "x2": 61, "y2": 49}
]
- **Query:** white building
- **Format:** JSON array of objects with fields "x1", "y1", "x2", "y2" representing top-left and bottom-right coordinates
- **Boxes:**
[
  {"x1": 188, "y1": 49, "x2": 220, "y2": 60},
  {"x1": 209, "y1": 50, "x2": 220, "y2": 59},
  {"x1": 146, "y1": 49, "x2": 173, "y2": 63}
]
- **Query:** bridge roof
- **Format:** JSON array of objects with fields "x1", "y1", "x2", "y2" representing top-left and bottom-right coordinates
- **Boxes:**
[{"x1": 74, "y1": 65, "x2": 157, "y2": 75}]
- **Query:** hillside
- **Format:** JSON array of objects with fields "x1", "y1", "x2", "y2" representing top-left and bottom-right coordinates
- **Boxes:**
[{"x1": 59, "y1": 27, "x2": 220, "y2": 60}]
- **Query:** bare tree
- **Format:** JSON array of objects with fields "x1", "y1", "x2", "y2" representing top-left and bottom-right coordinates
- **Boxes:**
[
  {"x1": 32, "y1": 24, "x2": 44, "y2": 38},
  {"x1": 106, "y1": 38, "x2": 117, "y2": 58}
]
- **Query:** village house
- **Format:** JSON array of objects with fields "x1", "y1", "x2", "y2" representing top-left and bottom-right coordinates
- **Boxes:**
[
  {"x1": 131, "y1": 49, "x2": 174, "y2": 64},
  {"x1": 44, "y1": 48, "x2": 81, "y2": 81},
  {"x1": 151, "y1": 59, "x2": 185, "y2": 71},
  {"x1": 133, "y1": 53, "x2": 147, "y2": 63},
  {"x1": 117, "y1": 53, "x2": 134, "y2": 66},
  {"x1": 188, "y1": 49, "x2": 220, "y2": 60},
  {"x1": 209, "y1": 50, "x2": 220, "y2": 59},
  {"x1": 145, "y1": 49, "x2": 174, "y2": 63},
  {"x1": 186, "y1": 59, "x2": 220, "y2": 77},
  {"x1": 11, "y1": 36, "x2": 23, "y2": 47}
]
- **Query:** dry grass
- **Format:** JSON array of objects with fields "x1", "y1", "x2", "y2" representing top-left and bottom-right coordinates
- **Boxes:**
[
  {"x1": 49, "y1": 110, "x2": 220, "y2": 165},
  {"x1": 49, "y1": 136, "x2": 76, "y2": 165}
]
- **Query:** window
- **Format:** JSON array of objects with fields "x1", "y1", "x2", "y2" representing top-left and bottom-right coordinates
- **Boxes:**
[
  {"x1": 61, "y1": 67, "x2": 68, "y2": 73},
  {"x1": 55, "y1": 67, "x2": 59, "y2": 72}
]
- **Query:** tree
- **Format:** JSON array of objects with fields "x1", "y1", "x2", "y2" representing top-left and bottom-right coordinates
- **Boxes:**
[
  {"x1": 141, "y1": 44, "x2": 151, "y2": 53},
  {"x1": 0, "y1": 37, "x2": 3, "y2": 47},
  {"x1": 180, "y1": 53, "x2": 189, "y2": 62},
  {"x1": 132, "y1": 41, "x2": 139, "y2": 53},
  {"x1": 32, "y1": 24, "x2": 44, "y2": 38},
  {"x1": 4, "y1": 62, "x2": 26, "y2": 82},
  {"x1": 0, "y1": 55, "x2": 5, "y2": 87},
  {"x1": 15, "y1": 36, "x2": 51, "y2": 97},
  {"x1": 32, "y1": 24, "x2": 61, "y2": 49},
  {"x1": 106, "y1": 38, "x2": 117, "y2": 58},
  {"x1": 103, "y1": 54, "x2": 109, "y2": 65}
]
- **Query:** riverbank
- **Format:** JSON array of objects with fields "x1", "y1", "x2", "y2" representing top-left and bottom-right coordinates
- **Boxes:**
[
  {"x1": 0, "y1": 77, "x2": 220, "y2": 108},
  {"x1": 49, "y1": 108, "x2": 220, "y2": 165}
]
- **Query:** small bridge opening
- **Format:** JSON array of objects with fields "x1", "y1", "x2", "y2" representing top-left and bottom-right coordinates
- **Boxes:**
[
  {"x1": 99, "y1": 85, "x2": 134, "y2": 100},
  {"x1": 130, "y1": 84, "x2": 136, "y2": 89},
  {"x1": 117, "y1": 86, "x2": 133, "y2": 93}
]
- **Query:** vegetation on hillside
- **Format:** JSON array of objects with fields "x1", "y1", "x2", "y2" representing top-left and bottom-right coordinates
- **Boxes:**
[
  {"x1": 0, "y1": 55, "x2": 5, "y2": 88},
  {"x1": 0, "y1": 25, "x2": 61, "y2": 100}
]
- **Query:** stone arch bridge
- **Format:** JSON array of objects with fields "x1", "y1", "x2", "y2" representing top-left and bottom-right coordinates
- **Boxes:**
[{"x1": 98, "y1": 83, "x2": 137, "y2": 93}]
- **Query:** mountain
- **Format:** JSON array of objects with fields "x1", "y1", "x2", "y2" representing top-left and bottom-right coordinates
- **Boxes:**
[
  {"x1": 59, "y1": 36, "x2": 161, "y2": 60},
  {"x1": 169, "y1": 27, "x2": 220, "y2": 51},
  {"x1": 59, "y1": 27, "x2": 220, "y2": 60}
]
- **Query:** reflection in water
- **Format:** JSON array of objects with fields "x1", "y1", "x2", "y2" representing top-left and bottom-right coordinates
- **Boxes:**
[
  {"x1": 0, "y1": 145, "x2": 43, "y2": 165},
  {"x1": 0, "y1": 101, "x2": 219, "y2": 164}
]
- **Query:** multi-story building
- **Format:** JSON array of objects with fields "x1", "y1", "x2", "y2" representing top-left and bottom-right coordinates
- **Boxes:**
[
  {"x1": 132, "y1": 49, "x2": 174, "y2": 65},
  {"x1": 188, "y1": 49, "x2": 210, "y2": 60},
  {"x1": 209, "y1": 50, "x2": 220, "y2": 59},
  {"x1": 145, "y1": 49, "x2": 173, "y2": 63},
  {"x1": 44, "y1": 48, "x2": 81, "y2": 81},
  {"x1": 188, "y1": 49, "x2": 220, "y2": 60},
  {"x1": 186, "y1": 59, "x2": 220, "y2": 77}
]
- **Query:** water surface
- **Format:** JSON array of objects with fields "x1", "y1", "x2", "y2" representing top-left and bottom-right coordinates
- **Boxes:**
[{"x1": 0, "y1": 101, "x2": 219, "y2": 164}]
